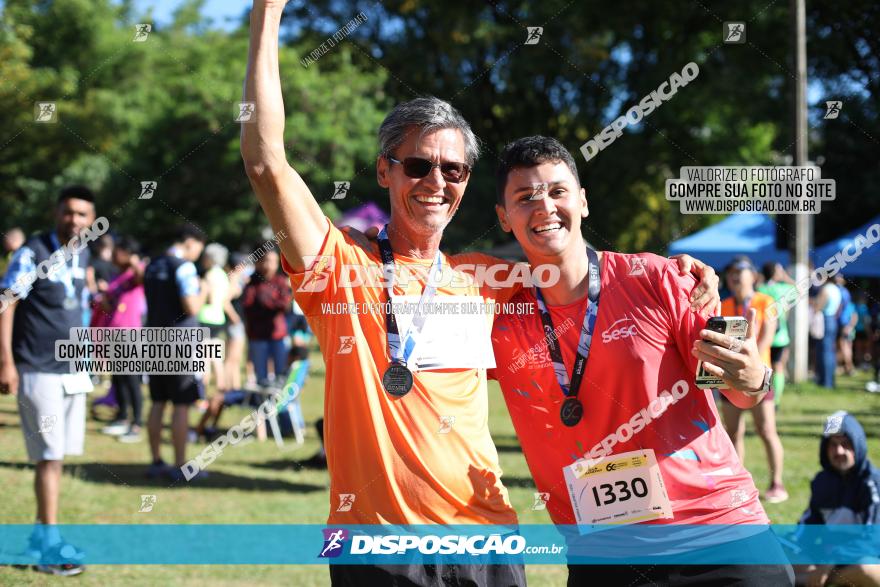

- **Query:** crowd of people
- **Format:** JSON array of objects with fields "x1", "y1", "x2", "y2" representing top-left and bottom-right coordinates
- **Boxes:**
[
  {"x1": 1, "y1": 152, "x2": 879, "y2": 585},
  {"x1": 0, "y1": 189, "x2": 315, "y2": 576}
]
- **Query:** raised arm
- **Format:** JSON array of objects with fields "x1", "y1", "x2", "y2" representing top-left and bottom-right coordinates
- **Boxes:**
[{"x1": 241, "y1": 0, "x2": 327, "y2": 272}]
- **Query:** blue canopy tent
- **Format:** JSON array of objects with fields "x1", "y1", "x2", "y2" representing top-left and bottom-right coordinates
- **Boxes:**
[
  {"x1": 811, "y1": 215, "x2": 880, "y2": 278},
  {"x1": 667, "y1": 214, "x2": 790, "y2": 270}
]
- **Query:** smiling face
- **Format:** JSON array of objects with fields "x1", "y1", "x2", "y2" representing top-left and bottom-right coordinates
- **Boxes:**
[
  {"x1": 826, "y1": 433, "x2": 856, "y2": 474},
  {"x1": 377, "y1": 127, "x2": 469, "y2": 243},
  {"x1": 495, "y1": 161, "x2": 588, "y2": 261}
]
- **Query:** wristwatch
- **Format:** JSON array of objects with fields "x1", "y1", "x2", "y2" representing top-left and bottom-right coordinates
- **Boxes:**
[{"x1": 757, "y1": 366, "x2": 773, "y2": 394}]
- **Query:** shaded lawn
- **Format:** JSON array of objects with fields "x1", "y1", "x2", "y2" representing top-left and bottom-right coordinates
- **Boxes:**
[{"x1": 0, "y1": 357, "x2": 877, "y2": 586}]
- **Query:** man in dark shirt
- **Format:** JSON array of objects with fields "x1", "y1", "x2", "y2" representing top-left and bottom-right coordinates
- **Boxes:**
[
  {"x1": 143, "y1": 225, "x2": 207, "y2": 481},
  {"x1": 0, "y1": 186, "x2": 99, "y2": 577}
]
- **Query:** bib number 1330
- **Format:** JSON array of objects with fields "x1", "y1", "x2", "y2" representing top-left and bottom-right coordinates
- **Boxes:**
[{"x1": 591, "y1": 477, "x2": 649, "y2": 507}]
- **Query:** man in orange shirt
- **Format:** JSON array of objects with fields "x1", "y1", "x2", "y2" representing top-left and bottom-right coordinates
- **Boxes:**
[
  {"x1": 720, "y1": 256, "x2": 787, "y2": 503},
  {"x1": 242, "y1": 4, "x2": 525, "y2": 584},
  {"x1": 241, "y1": 2, "x2": 719, "y2": 584}
]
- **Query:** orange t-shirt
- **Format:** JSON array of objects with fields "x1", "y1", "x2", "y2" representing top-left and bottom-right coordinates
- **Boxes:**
[
  {"x1": 720, "y1": 292, "x2": 775, "y2": 367},
  {"x1": 282, "y1": 219, "x2": 520, "y2": 525}
]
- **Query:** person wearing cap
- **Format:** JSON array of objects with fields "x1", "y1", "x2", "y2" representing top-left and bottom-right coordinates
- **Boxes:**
[
  {"x1": 795, "y1": 411, "x2": 880, "y2": 587},
  {"x1": 720, "y1": 255, "x2": 787, "y2": 503}
]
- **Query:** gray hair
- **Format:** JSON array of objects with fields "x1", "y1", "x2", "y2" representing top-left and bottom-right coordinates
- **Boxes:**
[
  {"x1": 204, "y1": 242, "x2": 228, "y2": 267},
  {"x1": 378, "y1": 97, "x2": 480, "y2": 166}
]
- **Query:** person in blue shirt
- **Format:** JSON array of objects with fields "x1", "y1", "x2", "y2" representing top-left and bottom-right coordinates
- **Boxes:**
[
  {"x1": 143, "y1": 225, "x2": 207, "y2": 480},
  {"x1": 796, "y1": 411, "x2": 880, "y2": 587},
  {"x1": 0, "y1": 186, "x2": 98, "y2": 577},
  {"x1": 835, "y1": 275, "x2": 858, "y2": 377},
  {"x1": 813, "y1": 280, "x2": 842, "y2": 388}
]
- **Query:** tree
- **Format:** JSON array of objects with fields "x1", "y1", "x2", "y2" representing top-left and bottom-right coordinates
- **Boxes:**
[{"x1": 0, "y1": 0, "x2": 389, "y2": 253}]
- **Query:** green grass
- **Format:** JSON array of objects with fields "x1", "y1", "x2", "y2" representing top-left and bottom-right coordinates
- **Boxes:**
[{"x1": 1, "y1": 356, "x2": 877, "y2": 586}]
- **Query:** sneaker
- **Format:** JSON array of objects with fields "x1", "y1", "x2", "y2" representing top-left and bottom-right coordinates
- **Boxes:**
[
  {"x1": 34, "y1": 563, "x2": 86, "y2": 577},
  {"x1": 763, "y1": 486, "x2": 789, "y2": 504},
  {"x1": 118, "y1": 428, "x2": 142, "y2": 443},
  {"x1": 34, "y1": 542, "x2": 86, "y2": 576},
  {"x1": 146, "y1": 461, "x2": 169, "y2": 479},
  {"x1": 866, "y1": 381, "x2": 879, "y2": 393},
  {"x1": 101, "y1": 421, "x2": 129, "y2": 436}
]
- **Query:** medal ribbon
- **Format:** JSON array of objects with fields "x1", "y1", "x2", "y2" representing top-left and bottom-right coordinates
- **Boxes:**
[
  {"x1": 534, "y1": 248, "x2": 601, "y2": 399},
  {"x1": 377, "y1": 225, "x2": 443, "y2": 368}
]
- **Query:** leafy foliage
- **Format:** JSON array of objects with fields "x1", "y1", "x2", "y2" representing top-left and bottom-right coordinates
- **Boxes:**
[{"x1": 0, "y1": 0, "x2": 877, "y2": 255}]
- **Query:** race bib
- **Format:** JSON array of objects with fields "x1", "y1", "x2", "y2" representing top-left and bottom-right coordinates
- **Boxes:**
[
  {"x1": 563, "y1": 449, "x2": 673, "y2": 530},
  {"x1": 392, "y1": 295, "x2": 496, "y2": 371},
  {"x1": 61, "y1": 371, "x2": 94, "y2": 395}
]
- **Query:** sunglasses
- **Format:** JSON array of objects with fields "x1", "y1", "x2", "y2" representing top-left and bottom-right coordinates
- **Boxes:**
[{"x1": 386, "y1": 156, "x2": 471, "y2": 184}]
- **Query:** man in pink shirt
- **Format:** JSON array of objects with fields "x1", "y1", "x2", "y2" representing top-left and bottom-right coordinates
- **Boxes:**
[{"x1": 489, "y1": 136, "x2": 794, "y2": 584}]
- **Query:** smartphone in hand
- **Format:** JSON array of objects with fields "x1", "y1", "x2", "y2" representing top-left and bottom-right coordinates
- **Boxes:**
[{"x1": 695, "y1": 316, "x2": 748, "y2": 389}]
